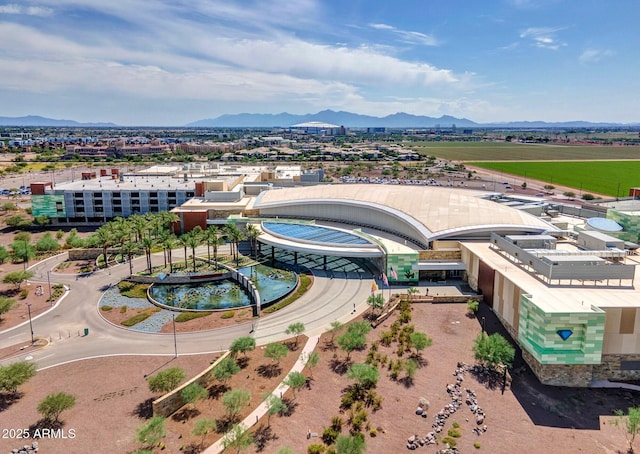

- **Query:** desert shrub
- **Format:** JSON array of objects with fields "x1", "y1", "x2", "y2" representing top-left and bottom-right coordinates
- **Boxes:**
[
  {"x1": 221, "y1": 311, "x2": 234, "y2": 319},
  {"x1": 474, "y1": 442, "x2": 481, "y2": 449},
  {"x1": 120, "y1": 306, "x2": 128, "y2": 313},
  {"x1": 369, "y1": 428, "x2": 377, "y2": 437},
  {"x1": 308, "y1": 444, "x2": 325, "y2": 454},
  {"x1": 452, "y1": 422, "x2": 460, "y2": 429},
  {"x1": 331, "y1": 416, "x2": 344, "y2": 431},
  {"x1": 118, "y1": 282, "x2": 149, "y2": 299},
  {"x1": 448, "y1": 428, "x2": 461, "y2": 438},
  {"x1": 442, "y1": 436, "x2": 457, "y2": 447},
  {"x1": 101, "y1": 305, "x2": 113, "y2": 312},
  {"x1": 121, "y1": 311, "x2": 152, "y2": 327},
  {"x1": 379, "y1": 331, "x2": 393, "y2": 347},
  {"x1": 19, "y1": 288, "x2": 28, "y2": 299},
  {"x1": 322, "y1": 426, "x2": 340, "y2": 445},
  {"x1": 175, "y1": 311, "x2": 212, "y2": 323},
  {"x1": 467, "y1": 300, "x2": 479, "y2": 315}
]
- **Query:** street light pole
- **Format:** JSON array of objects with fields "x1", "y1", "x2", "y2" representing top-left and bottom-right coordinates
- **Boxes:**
[
  {"x1": 172, "y1": 313, "x2": 178, "y2": 358},
  {"x1": 26, "y1": 303, "x2": 34, "y2": 344},
  {"x1": 47, "y1": 270, "x2": 52, "y2": 302}
]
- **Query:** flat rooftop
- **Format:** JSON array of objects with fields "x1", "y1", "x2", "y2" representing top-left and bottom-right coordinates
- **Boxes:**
[
  {"x1": 464, "y1": 241, "x2": 640, "y2": 312},
  {"x1": 49, "y1": 175, "x2": 227, "y2": 192}
]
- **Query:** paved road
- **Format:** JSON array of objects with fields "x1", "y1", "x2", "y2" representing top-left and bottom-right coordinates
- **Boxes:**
[{"x1": 0, "y1": 248, "x2": 372, "y2": 370}]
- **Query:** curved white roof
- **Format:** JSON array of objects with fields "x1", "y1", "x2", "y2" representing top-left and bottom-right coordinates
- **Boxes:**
[{"x1": 255, "y1": 184, "x2": 556, "y2": 244}]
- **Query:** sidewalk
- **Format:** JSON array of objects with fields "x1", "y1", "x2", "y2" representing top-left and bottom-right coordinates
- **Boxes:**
[{"x1": 203, "y1": 334, "x2": 320, "y2": 453}]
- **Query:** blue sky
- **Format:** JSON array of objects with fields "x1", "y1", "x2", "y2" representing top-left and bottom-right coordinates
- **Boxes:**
[{"x1": 0, "y1": 0, "x2": 637, "y2": 125}]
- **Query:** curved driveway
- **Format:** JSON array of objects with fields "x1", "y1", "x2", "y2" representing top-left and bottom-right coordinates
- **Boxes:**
[{"x1": 0, "y1": 248, "x2": 373, "y2": 370}]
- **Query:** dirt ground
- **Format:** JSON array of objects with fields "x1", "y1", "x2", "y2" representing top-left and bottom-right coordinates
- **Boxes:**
[
  {"x1": 3, "y1": 301, "x2": 638, "y2": 454},
  {"x1": 256, "y1": 303, "x2": 635, "y2": 454}
]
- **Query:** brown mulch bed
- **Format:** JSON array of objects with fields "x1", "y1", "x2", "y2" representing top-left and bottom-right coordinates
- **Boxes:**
[
  {"x1": 0, "y1": 339, "x2": 301, "y2": 454},
  {"x1": 0, "y1": 283, "x2": 56, "y2": 334},
  {"x1": 2, "y1": 302, "x2": 635, "y2": 454},
  {"x1": 250, "y1": 304, "x2": 630, "y2": 454}
]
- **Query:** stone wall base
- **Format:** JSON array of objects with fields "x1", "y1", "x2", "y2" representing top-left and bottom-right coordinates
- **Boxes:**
[{"x1": 521, "y1": 349, "x2": 594, "y2": 387}]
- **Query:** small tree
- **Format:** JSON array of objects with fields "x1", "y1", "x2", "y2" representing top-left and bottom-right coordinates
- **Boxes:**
[
  {"x1": 335, "y1": 433, "x2": 366, "y2": 454},
  {"x1": 0, "y1": 245, "x2": 9, "y2": 264},
  {"x1": 405, "y1": 359, "x2": 418, "y2": 381},
  {"x1": 147, "y1": 367, "x2": 185, "y2": 394},
  {"x1": 181, "y1": 383, "x2": 208, "y2": 413},
  {"x1": 283, "y1": 371, "x2": 306, "y2": 398},
  {"x1": 2, "y1": 270, "x2": 34, "y2": 290},
  {"x1": 473, "y1": 333, "x2": 515, "y2": 369},
  {"x1": 285, "y1": 322, "x2": 305, "y2": 347},
  {"x1": 409, "y1": 331, "x2": 432, "y2": 356},
  {"x1": 192, "y1": 418, "x2": 217, "y2": 449},
  {"x1": 213, "y1": 357, "x2": 240, "y2": 385},
  {"x1": 263, "y1": 393, "x2": 287, "y2": 425},
  {"x1": 406, "y1": 287, "x2": 419, "y2": 299},
  {"x1": 264, "y1": 343, "x2": 288, "y2": 366},
  {"x1": 613, "y1": 407, "x2": 640, "y2": 454},
  {"x1": 222, "y1": 424, "x2": 253, "y2": 453},
  {"x1": 367, "y1": 293, "x2": 384, "y2": 314},
  {"x1": 347, "y1": 363, "x2": 379, "y2": 389},
  {"x1": 337, "y1": 331, "x2": 366, "y2": 361},
  {"x1": 467, "y1": 299, "x2": 479, "y2": 315},
  {"x1": 136, "y1": 416, "x2": 166, "y2": 449},
  {"x1": 0, "y1": 296, "x2": 16, "y2": 321},
  {"x1": 328, "y1": 321, "x2": 343, "y2": 344},
  {"x1": 222, "y1": 389, "x2": 251, "y2": 419},
  {"x1": 230, "y1": 337, "x2": 256, "y2": 357},
  {"x1": 0, "y1": 361, "x2": 37, "y2": 394},
  {"x1": 37, "y1": 392, "x2": 76, "y2": 423},
  {"x1": 305, "y1": 351, "x2": 320, "y2": 378}
]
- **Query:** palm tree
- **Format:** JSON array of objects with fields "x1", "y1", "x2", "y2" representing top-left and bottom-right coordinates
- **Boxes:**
[
  {"x1": 163, "y1": 235, "x2": 179, "y2": 273},
  {"x1": 92, "y1": 225, "x2": 112, "y2": 269},
  {"x1": 141, "y1": 237, "x2": 155, "y2": 273},
  {"x1": 161, "y1": 211, "x2": 180, "y2": 235},
  {"x1": 186, "y1": 227, "x2": 202, "y2": 272},
  {"x1": 245, "y1": 224, "x2": 260, "y2": 259},
  {"x1": 121, "y1": 241, "x2": 138, "y2": 276},
  {"x1": 204, "y1": 225, "x2": 220, "y2": 263},
  {"x1": 225, "y1": 223, "x2": 245, "y2": 266},
  {"x1": 130, "y1": 214, "x2": 146, "y2": 243},
  {"x1": 179, "y1": 233, "x2": 190, "y2": 272}
]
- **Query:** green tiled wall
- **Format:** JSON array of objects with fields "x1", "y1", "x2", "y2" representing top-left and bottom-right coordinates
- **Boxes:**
[
  {"x1": 607, "y1": 210, "x2": 640, "y2": 242},
  {"x1": 31, "y1": 194, "x2": 66, "y2": 218},
  {"x1": 387, "y1": 253, "x2": 419, "y2": 284},
  {"x1": 518, "y1": 294, "x2": 605, "y2": 365}
]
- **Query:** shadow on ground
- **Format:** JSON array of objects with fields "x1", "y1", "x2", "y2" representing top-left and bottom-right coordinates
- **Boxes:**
[{"x1": 476, "y1": 303, "x2": 640, "y2": 430}]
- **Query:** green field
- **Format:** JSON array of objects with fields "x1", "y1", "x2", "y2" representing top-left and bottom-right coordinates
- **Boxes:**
[
  {"x1": 411, "y1": 142, "x2": 640, "y2": 161},
  {"x1": 470, "y1": 161, "x2": 640, "y2": 197}
]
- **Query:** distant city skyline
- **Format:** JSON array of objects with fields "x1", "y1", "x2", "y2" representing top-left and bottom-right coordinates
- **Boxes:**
[{"x1": 0, "y1": 0, "x2": 637, "y2": 126}]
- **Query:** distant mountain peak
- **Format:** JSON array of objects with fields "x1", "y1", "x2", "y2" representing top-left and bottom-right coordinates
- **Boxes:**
[{"x1": 186, "y1": 111, "x2": 478, "y2": 128}]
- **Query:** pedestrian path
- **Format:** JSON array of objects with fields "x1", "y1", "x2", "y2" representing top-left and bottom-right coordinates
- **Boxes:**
[{"x1": 203, "y1": 334, "x2": 320, "y2": 453}]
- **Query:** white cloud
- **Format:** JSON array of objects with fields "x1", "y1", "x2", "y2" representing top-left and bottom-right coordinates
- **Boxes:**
[
  {"x1": 519, "y1": 26, "x2": 566, "y2": 50},
  {"x1": 579, "y1": 48, "x2": 614, "y2": 63},
  {"x1": 368, "y1": 23, "x2": 438, "y2": 47},
  {"x1": 0, "y1": 3, "x2": 53, "y2": 16}
]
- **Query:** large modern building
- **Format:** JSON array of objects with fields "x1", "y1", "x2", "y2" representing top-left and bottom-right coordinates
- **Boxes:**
[{"x1": 30, "y1": 164, "x2": 640, "y2": 386}]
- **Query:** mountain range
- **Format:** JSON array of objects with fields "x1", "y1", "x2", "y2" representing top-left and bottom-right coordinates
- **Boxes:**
[
  {"x1": 0, "y1": 112, "x2": 635, "y2": 128},
  {"x1": 0, "y1": 115, "x2": 116, "y2": 127}
]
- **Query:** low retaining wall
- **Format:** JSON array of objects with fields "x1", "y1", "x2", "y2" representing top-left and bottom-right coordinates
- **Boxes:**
[
  {"x1": 128, "y1": 272, "x2": 231, "y2": 285},
  {"x1": 152, "y1": 351, "x2": 231, "y2": 417}
]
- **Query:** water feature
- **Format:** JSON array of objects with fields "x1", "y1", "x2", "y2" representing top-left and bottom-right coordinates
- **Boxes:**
[
  {"x1": 149, "y1": 279, "x2": 251, "y2": 310},
  {"x1": 238, "y1": 264, "x2": 297, "y2": 304},
  {"x1": 148, "y1": 263, "x2": 297, "y2": 310}
]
